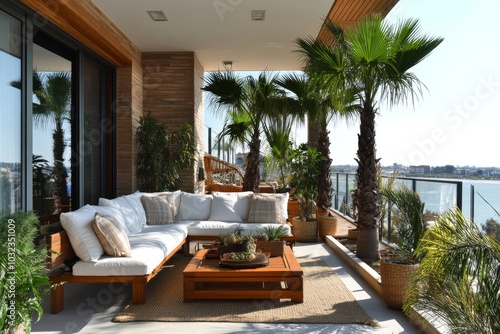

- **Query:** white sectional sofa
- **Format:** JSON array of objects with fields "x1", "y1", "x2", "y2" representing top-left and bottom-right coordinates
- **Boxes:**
[{"x1": 48, "y1": 190, "x2": 293, "y2": 313}]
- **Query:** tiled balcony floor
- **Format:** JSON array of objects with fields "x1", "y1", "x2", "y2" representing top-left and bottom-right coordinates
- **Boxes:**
[{"x1": 32, "y1": 233, "x2": 420, "y2": 334}]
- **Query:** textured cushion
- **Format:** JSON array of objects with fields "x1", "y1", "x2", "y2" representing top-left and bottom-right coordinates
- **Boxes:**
[
  {"x1": 60, "y1": 205, "x2": 103, "y2": 262},
  {"x1": 92, "y1": 213, "x2": 131, "y2": 257},
  {"x1": 247, "y1": 194, "x2": 278, "y2": 224},
  {"x1": 90, "y1": 205, "x2": 129, "y2": 234},
  {"x1": 208, "y1": 192, "x2": 243, "y2": 222},
  {"x1": 259, "y1": 192, "x2": 289, "y2": 222},
  {"x1": 98, "y1": 196, "x2": 142, "y2": 234},
  {"x1": 141, "y1": 190, "x2": 182, "y2": 218},
  {"x1": 177, "y1": 192, "x2": 212, "y2": 220},
  {"x1": 141, "y1": 193, "x2": 176, "y2": 224}
]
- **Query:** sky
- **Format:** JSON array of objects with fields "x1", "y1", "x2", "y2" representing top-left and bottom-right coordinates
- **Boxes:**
[{"x1": 204, "y1": 0, "x2": 500, "y2": 168}]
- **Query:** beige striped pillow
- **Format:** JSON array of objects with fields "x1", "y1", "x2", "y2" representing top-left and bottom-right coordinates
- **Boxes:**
[
  {"x1": 247, "y1": 194, "x2": 280, "y2": 224},
  {"x1": 141, "y1": 193, "x2": 176, "y2": 224},
  {"x1": 92, "y1": 213, "x2": 131, "y2": 257}
]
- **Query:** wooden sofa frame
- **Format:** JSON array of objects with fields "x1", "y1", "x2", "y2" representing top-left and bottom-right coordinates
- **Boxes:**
[
  {"x1": 48, "y1": 229, "x2": 295, "y2": 314},
  {"x1": 47, "y1": 230, "x2": 185, "y2": 314}
]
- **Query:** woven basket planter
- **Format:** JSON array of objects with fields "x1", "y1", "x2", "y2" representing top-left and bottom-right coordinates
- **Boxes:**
[
  {"x1": 291, "y1": 217, "x2": 318, "y2": 243},
  {"x1": 380, "y1": 260, "x2": 419, "y2": 310},
  {"x1": 347, "y1": 228, "x2": 358, "y2": 240},
  {"x1": 255, "y1": 240, "x2": 285, "y2": 257},
  {"x1": 318, "y1": 215, "x2": 338, "y2": 241}
]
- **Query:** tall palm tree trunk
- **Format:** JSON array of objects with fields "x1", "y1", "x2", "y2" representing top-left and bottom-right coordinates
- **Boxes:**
[
  {"x1": 317, "y1": 127, "x2": 333, "y2": 212},
  {"x1": 52, "y1": 120, "x2": 69, "y2": 213},
  {"x1": 354, "y1": 106, "x2": 380, "y2": 262},
  {"x1": 243, "y1": 131, "x2": 261, "y2": 192}
]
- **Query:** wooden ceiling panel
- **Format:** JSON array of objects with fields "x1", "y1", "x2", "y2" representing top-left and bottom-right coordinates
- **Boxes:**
[{"x1": 317, "y1": 0, "x2": 399, "y2": 44}]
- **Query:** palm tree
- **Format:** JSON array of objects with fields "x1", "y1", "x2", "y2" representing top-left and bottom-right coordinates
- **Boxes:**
[
  {"x1": 203, "y1": 71, "x2": 285, "y2": 192},
  {"x1": 262, "y1": 114, "x2": 294, "y2": 191},
  {"x1": 33, "y1": 72, "x2": 72, "y2": 212},
  {"x1": 296, "y1": 16, "x2": 443, "y2": 262},
  {"x1": 276, "y1": 72, "x2": 355, "y2": 212},
  {"x1": 404, "y1": 208, "x2": 500, "y2": 333}
]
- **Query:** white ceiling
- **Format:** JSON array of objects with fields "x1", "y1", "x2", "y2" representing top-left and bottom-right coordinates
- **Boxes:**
[{"x1": 91, "y1": 0, "x2": 335, "y2": 71}]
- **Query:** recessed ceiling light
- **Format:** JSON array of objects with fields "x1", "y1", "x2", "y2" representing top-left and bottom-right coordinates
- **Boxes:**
[
  {"x1": 147, "y1": 11, "x2": 167, "y2": 22},
  {"x1": 251, "y1": 10, "x2": 266, "y2": 21}
]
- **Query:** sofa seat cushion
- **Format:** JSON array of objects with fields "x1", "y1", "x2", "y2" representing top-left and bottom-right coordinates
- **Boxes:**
[
  {"x1": 72, "y1": 224, "x2": 188, "y2": 276},
  {"x1": 177, "y1": 221, "x2": 292, "y2": 237}
]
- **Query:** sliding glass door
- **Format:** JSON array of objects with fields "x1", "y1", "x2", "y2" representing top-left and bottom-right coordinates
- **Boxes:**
[
  {"x1": 0, "y1": 10, "x2": 22, "y2": 214},
  {"x1": 1, "y1": 3, "x2": 116, "y2": 218}
]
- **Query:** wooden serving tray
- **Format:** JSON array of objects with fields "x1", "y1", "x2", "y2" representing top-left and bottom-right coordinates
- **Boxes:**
[{"x1": 219, "y1": 252, "x2": 270, "y2": 268}]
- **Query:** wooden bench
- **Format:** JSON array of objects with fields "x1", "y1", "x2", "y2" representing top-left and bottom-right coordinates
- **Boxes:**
[{"x1": 47, "y1": 230, "x2": 185, "y2": 314}]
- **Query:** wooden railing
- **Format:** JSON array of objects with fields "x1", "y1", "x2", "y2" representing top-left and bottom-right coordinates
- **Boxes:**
[{"x1": 203, "y1": 154, "x2": 243, "y2": 186}]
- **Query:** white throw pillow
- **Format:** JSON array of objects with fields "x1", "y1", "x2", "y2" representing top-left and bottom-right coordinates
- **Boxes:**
[
  {"x1": 98, "y1": 196, "x2": 142, "y2": 234},
  {"x1": 177, "y1": 192, "x2": 212, "y2": 220},
  {"x1": 60, "y1": 205, "x2": 103, "y2": 262},
  {"x1": 208, "y1": 192, "x2": 243, "y2": 222},
  {"x1": 123, "y1": 192, "x2": 147, "y2": 227},
  {"x1": 90, "y1": 205, "x2": 129, "y2": 234}
]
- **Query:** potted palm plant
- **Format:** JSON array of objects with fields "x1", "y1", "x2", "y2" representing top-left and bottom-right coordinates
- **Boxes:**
[
  {"x1": 136, "y1": 112, "x2": 196, "y2": 192},
  {"x1": 379, "y1": 185, "x2": 426, "y2": 309},
  {"x1": 0, "y1": 211, "x2": 51, "y2": 333},
  {"x1": 404, "y1": 208, "x2": 500, "y2": 333},
  {"x1": 288, "y1": 143, "x2": 324, "y2": 242}
]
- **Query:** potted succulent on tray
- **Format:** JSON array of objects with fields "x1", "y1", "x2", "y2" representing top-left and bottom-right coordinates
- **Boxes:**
[
  {"x1": 379, "y1": 185, "x2": 426, "y2": 309},
  {"x1": 288, "y1": 143, "x2": 324, "y2": 242},
  {"x1": 255, "y1": 225, "x2": 288, "y2": 257},
  {"x1": 217, "y1": 225, "x2": 256, "y2": 255}
]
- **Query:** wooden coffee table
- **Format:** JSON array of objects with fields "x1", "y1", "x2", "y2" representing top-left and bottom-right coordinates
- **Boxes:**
[{"x1": 183, "y1": 246, "x2": 303, "y2": 302}]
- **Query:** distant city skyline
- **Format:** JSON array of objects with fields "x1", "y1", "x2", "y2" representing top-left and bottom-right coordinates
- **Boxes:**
[{"x1": 204, "y1": 0, "x2": 500, "y2": 168}]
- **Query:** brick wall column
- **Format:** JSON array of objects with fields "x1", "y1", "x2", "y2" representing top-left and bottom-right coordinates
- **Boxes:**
[{"x1": 142, "y1": 52, "x2": 205, "y2": 193}]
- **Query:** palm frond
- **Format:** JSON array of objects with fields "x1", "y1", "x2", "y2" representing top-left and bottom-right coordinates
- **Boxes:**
[{"x1": 405, "y1": 208, "x2": 500, "y2": 333}]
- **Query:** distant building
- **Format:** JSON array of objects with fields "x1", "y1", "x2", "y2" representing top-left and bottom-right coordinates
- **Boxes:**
[{"x1": 409, "y1": 165, "x2": 431, "y2": 174}]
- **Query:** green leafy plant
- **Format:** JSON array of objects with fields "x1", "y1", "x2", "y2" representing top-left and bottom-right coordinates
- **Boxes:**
[
  {"x1": 404, "y1": 208, "x2": 500, "y2": 333},
  {"x1": 0, "y1": 211, "x2": 51, "y2": 333},
  {"x1": 136, "y1": 112, "x2": 196, "y2": 191},
  {"x1": 296, "y1": 15, "x2": 443, "y2": 262},
  {"x1": 380, "y1": 185, "x2": 426, "y2": 263},
  {"x1": 256, "y1": 225, "x2": 288, "y2": 241},
  {"x1": 288, "y1": 143, "x2": 324, "y2": 220}
]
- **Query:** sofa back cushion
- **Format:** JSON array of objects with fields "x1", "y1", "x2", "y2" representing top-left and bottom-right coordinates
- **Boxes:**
[
  {"x1": 91, "y1": 205, "x2": 129, "y2": 234},
  {"x1": 98, "y1": 196, "x2": 142, "y2": 234},
  {"x1": 141, "y1": 193, "x2": 176, "y2": 224},
  {"x1": 60, "y1": 205, "x2": 103, "y2": 262},
  {"x1": 208, "y1": 191, "x2": 253, "y2": 222},
  {"x1": 177, "y1": 192, "x2": 212, "y2": 220},
  {"x1": 92, "y1": 213, "x2": 131, "y2": 257}
]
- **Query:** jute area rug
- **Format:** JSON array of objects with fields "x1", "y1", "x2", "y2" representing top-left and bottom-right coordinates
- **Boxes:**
[{"x1": 113, "y1": 255, "x2": 377, "y2": 326}]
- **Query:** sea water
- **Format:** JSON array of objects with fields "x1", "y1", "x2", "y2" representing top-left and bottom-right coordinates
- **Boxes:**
[{"x1": 332, "y1": 174, "x2": 500, "y2": 228}]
